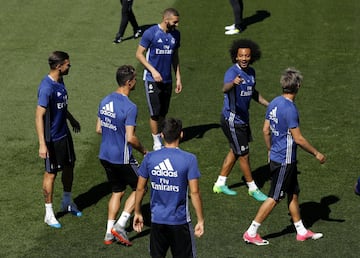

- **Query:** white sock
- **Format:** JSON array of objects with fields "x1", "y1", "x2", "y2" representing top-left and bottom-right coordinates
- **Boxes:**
[
  {"x1": 62, "y1": 191, "x2": 72, "y2": 204},
  {"x1": 107, "y1": 220, "x2": 116, "y2": 234},
  {"x1": 116, "y1": 211, "x2": 131, "y2": 228},
  {"x1": 247, "y1": 220, "x2": 261, "y2": 237},
  {"x1": 294, "y1": 220, "x2": 307, "y2": 235},
  {"x1": 247, "y1": 181, "x2": 258, "y2": 192},
  {"x1": 152, "y1": 133, "x2": 162, "y2": 146},
  {"x1": 215, "y1": 176, "x2": 227, "y2": 186},
  {"x1": 45, "y1": 203, "x2": 55, "y2": 218}
]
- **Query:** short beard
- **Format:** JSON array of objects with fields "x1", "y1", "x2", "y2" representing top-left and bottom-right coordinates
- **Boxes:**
[{"x1": 167, "y1": 23, "x2": 176, "y2": 31}]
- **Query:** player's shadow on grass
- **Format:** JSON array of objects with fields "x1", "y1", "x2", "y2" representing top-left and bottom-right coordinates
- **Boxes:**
[
  {"x1": 263, "y1": 195, "x2": 345, "y2": 239},
  {"x1": 228, "y1": 164, "x2": 271, "y2": 190},
  {"x1": 181, "y1": 123, "x2": 221, "y2": 142},
  {"x1": 74, "y1": 181, "x2": 112, "y2": 210},
  {"x1": 119, "y1": 24, "x2": 156, "y2": 42},
  {"x1": 56, "y1": 181, "x2": 111, "y2": 218},
  {"x1": 241, "y1": 10, "x2": 271, "y2": 32}
]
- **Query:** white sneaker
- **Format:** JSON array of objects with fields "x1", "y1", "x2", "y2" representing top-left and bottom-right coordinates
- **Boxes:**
[
  {"x1": 44, "y1": 215, "x2": 61, "y2": 228},
  {"x1": 225, "y1": 29, "x2": 240, "y2": 35},
  {"x1": 225, "y1": 24, "x2": 235, "y2": 30}
]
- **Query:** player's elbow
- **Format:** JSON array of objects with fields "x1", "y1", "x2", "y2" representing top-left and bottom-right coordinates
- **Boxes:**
[
  {"x1": 190, "y1": 191, "x2": 201, "y2": 199},
  {"x1": 135, "y1": 49, "x2": 144, "y2": 61},
  {"x1": 127, "y1": 136, "x2": 138, "y2": 147}
]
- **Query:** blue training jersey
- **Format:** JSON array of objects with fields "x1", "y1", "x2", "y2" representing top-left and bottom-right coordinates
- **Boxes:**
[
  {"x1": 265, "y1": 96, "x2": 299, "y2": 164},
  {"x1": 37, "y1": 75, "x2": 69, "y2": 142},
  {"x1": 138, "y1": 147, "x2": 201, "y2": 225},
  {"x1": 139, "y1": 24, "x2": 180, "y2": 83},
  {"x1": 98, "y1": 92, "x2": 138, "y2": 164},
  {"x1": 222, "y1": 64, "x2": 256, "y2": 124}
]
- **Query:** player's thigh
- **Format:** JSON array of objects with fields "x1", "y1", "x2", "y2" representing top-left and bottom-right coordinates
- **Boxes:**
[
  {"x1": 220, "y1": 116, "x2": 250, "y2": 156},
  {"x1": 169, "y1": 223, "x2": 196, "y2": 258},
  {"x1": 150, "y1": 223, "x2": 170, "y2": 258},
  {"x1": 100, "y1": 160, "x2": 136, "y2": 192}
]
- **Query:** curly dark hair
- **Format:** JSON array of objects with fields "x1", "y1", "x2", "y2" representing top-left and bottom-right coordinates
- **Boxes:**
[{"x1": 229, "y1": 39, "x2": 261, "y2": 64}]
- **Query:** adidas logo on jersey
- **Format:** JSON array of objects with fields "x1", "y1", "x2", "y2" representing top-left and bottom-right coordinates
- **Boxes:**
[
  {"x1": 151, "y1": 158, "x2": 178, "y2": 177},
  {"x1": 100, "y1": 101, "x2": 116, "y2": 118}
]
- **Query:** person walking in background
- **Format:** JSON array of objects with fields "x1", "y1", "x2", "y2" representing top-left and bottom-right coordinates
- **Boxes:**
[
  {"x1": 243, "y1": 68, "x2": 326, "y2": 246},
  {"x1": 213, "y1": 39, "x2": 269, "y2": 201},
  {"x1": 113, "y1": 0, "x2": 142, "y2": 44},
  {"x1": 133, "y1": 118, "x2": 204, "y2": 258},
  {"x1": 96, "y1": 65, "x2": 148, "y2": 245},
  {"x1": 136, "y1": 8, "x2": 182, "y2": 150},
  {"x1": 35, "y1": 51, "x2": 82, "y2": 229},
  {"x1": 225, "y1": 0, "x2": 244, "y2": 35}
]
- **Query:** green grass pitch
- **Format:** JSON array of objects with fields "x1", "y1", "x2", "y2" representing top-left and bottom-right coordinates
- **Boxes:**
[{"x1": 0, "y1": 0, "x2": 359, "y2": 257}]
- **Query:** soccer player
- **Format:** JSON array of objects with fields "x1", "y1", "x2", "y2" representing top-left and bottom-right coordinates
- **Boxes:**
[
  {"x1": 243, "y1": 68, "x2": 326, "y2": 246},
  {"x1": 35, "y1": 51, "x2": 82, "y2": 229},
  {"x1": 133, "y1": 118, "x2": 204, "y2": 258},
  {"x1": 96, "y1": 65, "x2": 147, "y2": 245},
  {"x1": 113, "y1": 0, "x2": 142, "y2": 44},
  {"x1": 213, "y1": 39, "x2": 269, "y2": 201},
  {"x1": 225, "y1": 0, "x2": 244, "y2": 35},
  {"x1": 135, "y1": 8, "x2": 182, "y2": 150}
]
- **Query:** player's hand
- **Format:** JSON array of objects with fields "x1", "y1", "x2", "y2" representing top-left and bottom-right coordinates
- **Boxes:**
[
  {"x1": 152, "y1": 70, "x2": 163, "y2": 82},
  {"x1": 194, "y1": 221, "x2": 204, "y2": 238},
  {"x1": 70, "y1": 119, "x2": 81, "y2": 133},
  {"x1": 175, "y1": 79, "x2": 182, "y2": 93},
  {"x1": 233, "y1": 75, "x2": 243, "y2": 86},
  {"x1": 133, "y1": 214, "x2": 144, "y2": 233},
  {"x1": 39, "y1": 144, "x2": 48, "y2": 159},
  {"x1": 315, "y1": 152, "x2": 326, "y2": 164}
]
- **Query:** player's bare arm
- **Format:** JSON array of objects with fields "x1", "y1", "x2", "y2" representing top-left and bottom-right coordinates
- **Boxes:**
[
  {"x1": 95, "y1": 117, "x2": 102, "y2": 134},
  {"x1": 126, "y1": 125, "x2": 147, "y2": 155},
  {"x1": 35, "y1": 105, "x2": 48, "y2": 159},
  {"x1": 290, "y1": 127, "x2": 326, "y2": 164},
  {"x1": 136, "y1": 45, "x2": 162, "y2": 82},
  {"x1": 133, "y1": 176, "x2": 147, "y2": 232},
  {"x1": 189, "y1": 179, "x2": 204, "y2": 237}
]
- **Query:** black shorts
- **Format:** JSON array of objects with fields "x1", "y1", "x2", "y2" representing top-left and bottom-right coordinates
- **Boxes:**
[
  {"x1": 45, "y1": 135, "x2": 76, "y2": 173},
  {"x1": 268, "y1": 161, "x2": 300, "y2": 201},
  {"x1": 220, "y1": 114, "x2": 252, "y2": 156},
  {"x1": 100, "y1": 159, "x2": 139, "y2": 193},
  {"x1": 145, "y1": 81, "x2": 172, "y2": 118},
  {"x1": 150, "y1": 222, "x2": 197, "y2": 258}
]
